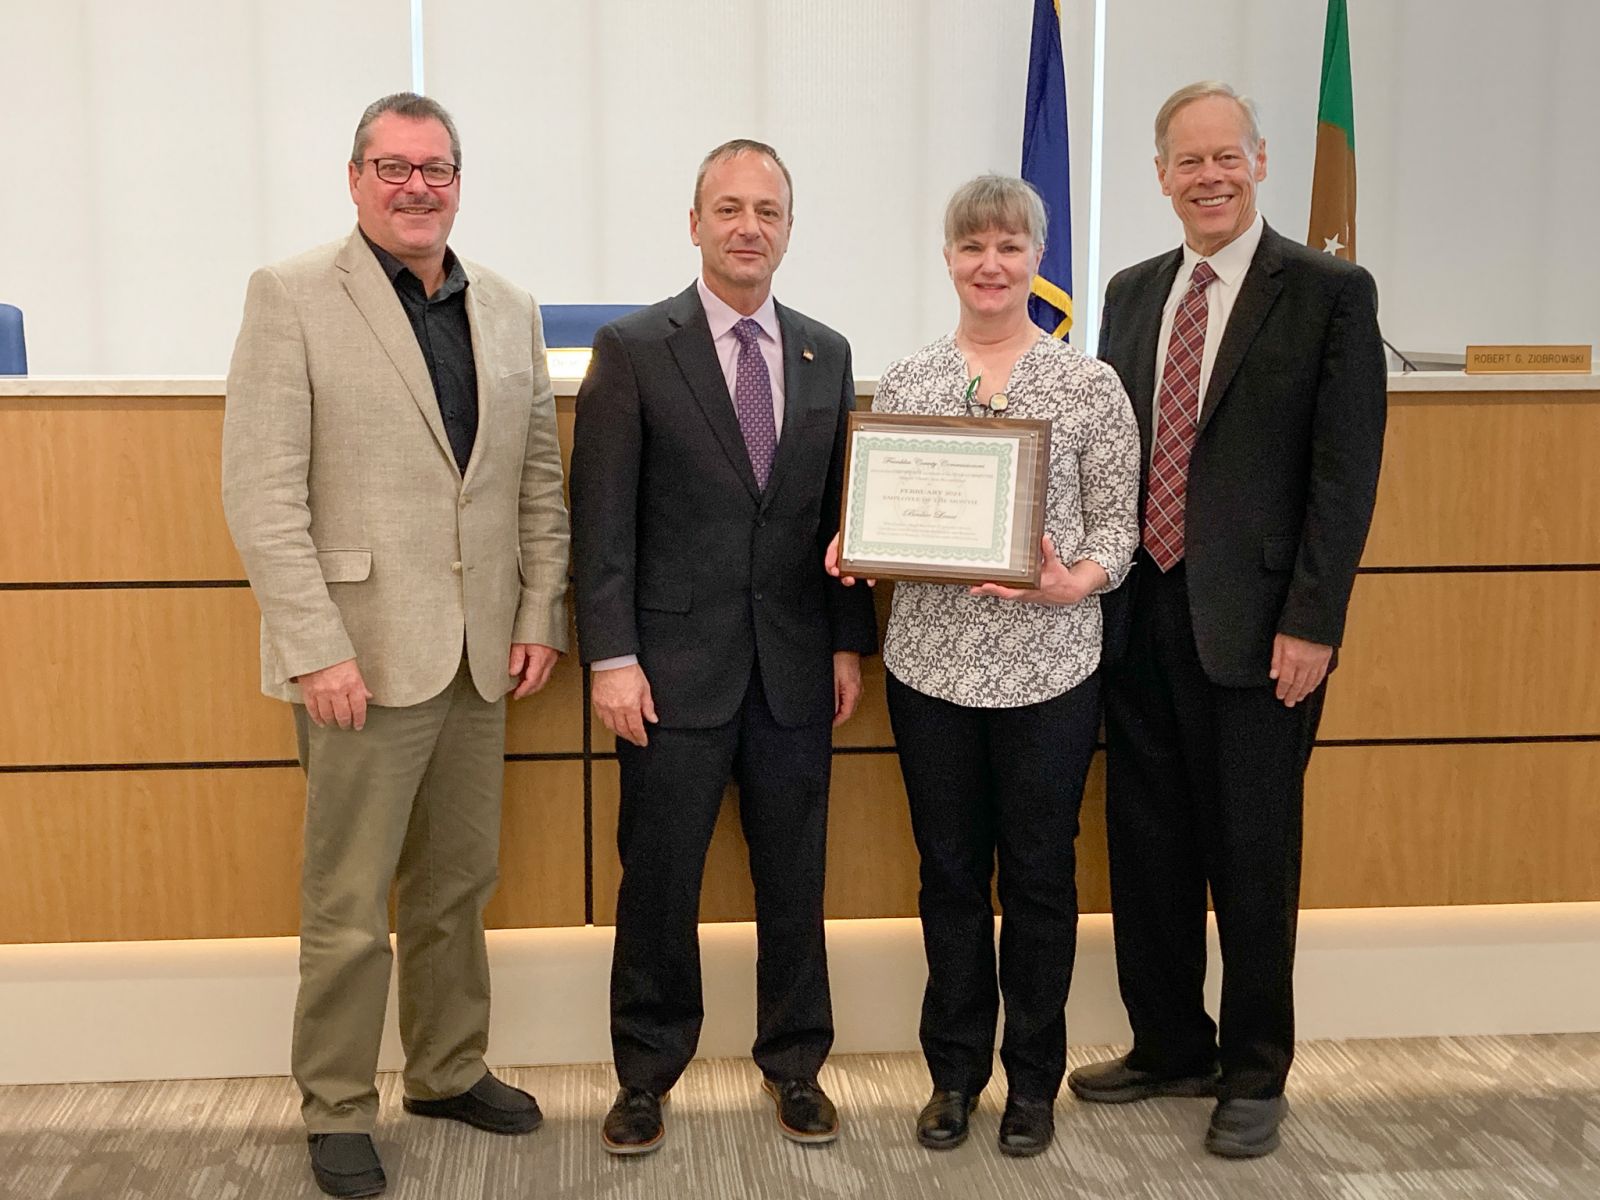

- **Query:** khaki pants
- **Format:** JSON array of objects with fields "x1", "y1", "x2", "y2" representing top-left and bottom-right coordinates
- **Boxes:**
[{"x1": 291, "y1": 658, "x2": 506, "y2": 1133}]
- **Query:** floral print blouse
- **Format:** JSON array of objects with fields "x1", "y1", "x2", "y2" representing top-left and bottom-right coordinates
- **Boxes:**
[{"x1": 875, "y1": 334, "x2": 1139, "y2": 708}]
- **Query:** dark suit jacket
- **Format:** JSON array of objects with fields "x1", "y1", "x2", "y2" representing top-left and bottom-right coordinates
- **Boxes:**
[
  {"x1": 570, "y1": 284, "x2": 878, "y2": 728},
  {"x1": 1098, "y1": 223, "x2": 1387, "y2": 687}
]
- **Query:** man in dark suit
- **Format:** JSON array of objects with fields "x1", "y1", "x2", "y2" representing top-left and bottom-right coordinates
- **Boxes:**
[
  {"x1": 570, "y1": 139, "x2": 877, "y2": 1156},
  {"x1": 1067, "y1": 82, "x2": 1386, "y2": 1158}
]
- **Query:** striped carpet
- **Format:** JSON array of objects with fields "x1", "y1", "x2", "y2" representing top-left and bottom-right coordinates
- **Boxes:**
[{"x1": 2, "y1": 1036, "x2": 1598, "y2": 1199}]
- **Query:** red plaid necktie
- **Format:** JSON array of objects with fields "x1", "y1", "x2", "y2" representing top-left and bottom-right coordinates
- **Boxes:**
[{"x1": 1143, "y1": 260, "x2": 1216, "y2": 571}]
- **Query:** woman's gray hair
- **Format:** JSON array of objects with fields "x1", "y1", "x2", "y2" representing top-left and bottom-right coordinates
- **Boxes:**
[
  {"x1": 1154, "y1": 81, "x2": 1262, "y2": 161},
  {"x1": 943, "y1": 174, "x2": 1048, "y2": 249}
]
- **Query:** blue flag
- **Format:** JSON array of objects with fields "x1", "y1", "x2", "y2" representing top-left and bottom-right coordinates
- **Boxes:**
[{"x1": 1022, "y1": 0, "x2": 1072, "y2": 336}]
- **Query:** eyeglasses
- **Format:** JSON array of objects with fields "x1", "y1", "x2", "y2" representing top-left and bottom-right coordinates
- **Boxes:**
[{"x1": 358, "y1": 157, "x2": 460, "y2": 186}]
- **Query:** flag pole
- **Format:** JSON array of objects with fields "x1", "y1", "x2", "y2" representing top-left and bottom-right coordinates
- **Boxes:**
[{"x1": 1083, "y1": 0, "x2": 1108, "y2": 353}]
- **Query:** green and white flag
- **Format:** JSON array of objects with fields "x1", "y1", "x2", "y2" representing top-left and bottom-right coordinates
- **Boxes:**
[{"x1": 1309, "y1": 0, "x2": 1357, "y2": 261}]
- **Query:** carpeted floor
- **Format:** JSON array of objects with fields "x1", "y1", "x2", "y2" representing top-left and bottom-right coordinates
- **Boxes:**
[{"x1": 2, "y1": 1036, "x2": 1598, "y2": 1199}]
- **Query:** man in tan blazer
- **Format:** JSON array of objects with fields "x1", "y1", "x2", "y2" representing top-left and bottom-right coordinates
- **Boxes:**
[{"x1": 222, "y1": 92, "x2": 569, "y2": 1199}]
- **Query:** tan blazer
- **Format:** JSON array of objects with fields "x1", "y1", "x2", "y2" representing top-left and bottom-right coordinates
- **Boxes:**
[{"x1": 222, "y1": 228, "x2": 570, "y2": 707}]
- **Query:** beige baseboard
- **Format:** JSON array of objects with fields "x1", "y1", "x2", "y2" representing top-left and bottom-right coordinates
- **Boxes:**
[{"x1": 3, "y1": 904, "x2": 1597, "y2": 1085}]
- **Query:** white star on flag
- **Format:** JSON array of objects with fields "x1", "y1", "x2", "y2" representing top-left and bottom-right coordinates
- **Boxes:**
[{"x1": 1322, "y1": 233, "x2": 1346, "y2": 256}]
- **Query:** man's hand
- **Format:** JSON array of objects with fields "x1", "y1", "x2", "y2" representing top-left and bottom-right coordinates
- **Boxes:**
[
  {"x1": 592, "y1": 662, "x2": 659, "y2": 747},
  {"x1": 296, "y1": 658, "x2": 373, "y2": 731},
  {"x1": 1270, "y1": 633, "x2": 1333, "y2": 707},
  {"x1": 832, "y1": 651, "x2": 863, "y2": 728},
  {"x1": 509, "y1": 643, "x2": 560, "y2": 700},
  {"x1": 824, "y1": 532, "x2": 875, "y2": 588},
  {"x1": 968, "y1": 535, "x2": 1107, "y2": 607}
]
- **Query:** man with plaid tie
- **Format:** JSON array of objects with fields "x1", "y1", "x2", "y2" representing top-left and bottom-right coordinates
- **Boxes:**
[
  {"x1": 570, "y1": 139, "x2": 877, "y2": 1156},
  {"x1": 1070, "y1": 82, "x2": 1386, "y2": 1158}
]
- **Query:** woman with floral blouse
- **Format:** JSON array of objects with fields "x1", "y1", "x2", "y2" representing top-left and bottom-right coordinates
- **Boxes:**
[{"x1": 830, "y1": 174, "x2": 1138, "y2": 1157}]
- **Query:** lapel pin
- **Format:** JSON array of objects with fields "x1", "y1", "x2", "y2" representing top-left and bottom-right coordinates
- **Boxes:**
[{"x1": 801, "y1": 347, "x2": 815, "y2": 361}]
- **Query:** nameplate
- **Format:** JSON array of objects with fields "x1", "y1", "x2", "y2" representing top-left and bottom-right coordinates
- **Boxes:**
[{"x1": 1464, "y1": 344, "x2": 1592, "y2": 374}]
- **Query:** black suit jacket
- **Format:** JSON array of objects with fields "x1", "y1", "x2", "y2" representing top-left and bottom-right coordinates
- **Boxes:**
[
  {"x1": 570, "y1": 284, "x2": 877, "y2": 728},
  {"x1": 1098, "y1": 223, "x2": 1387, "y2": 687}
]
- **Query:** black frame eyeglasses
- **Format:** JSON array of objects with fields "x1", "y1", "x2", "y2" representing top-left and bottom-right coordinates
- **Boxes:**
[{"x1": 359, "y1": 157, "x2": 460, "y2": 186}]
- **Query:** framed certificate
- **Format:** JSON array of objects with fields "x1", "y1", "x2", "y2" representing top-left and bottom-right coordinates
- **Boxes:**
[{"x1": 837, "y1": 412, "x2": 1052, "y2": 586}]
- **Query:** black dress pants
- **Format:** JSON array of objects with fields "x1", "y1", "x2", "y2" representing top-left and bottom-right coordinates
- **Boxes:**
[
  {"x1": 886, "y1": 669, "x2": 1101, "y2": 1101},
  {"x1": 1103, "y1": 556, "x2": 1324, "y2": 1101},
  {"x1": 610, "y1": 661, "x2": 834, "y2": 1094}
]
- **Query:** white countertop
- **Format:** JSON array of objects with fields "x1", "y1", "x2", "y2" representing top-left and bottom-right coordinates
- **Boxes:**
[
  {"x1": 2, "y1": 370, "x2": 1594, "y2": 398},
  {"x1": 0, "y1": 374, "x2": 591, "y2": 398},
  {"x1": 1386, "y1": 370, "x2": 1596, "y2": 392}
]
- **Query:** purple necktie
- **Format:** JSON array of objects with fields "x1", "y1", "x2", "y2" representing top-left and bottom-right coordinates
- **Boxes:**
[{"x1": 731, "y1": 318, "x2": 777, "y2": 489}]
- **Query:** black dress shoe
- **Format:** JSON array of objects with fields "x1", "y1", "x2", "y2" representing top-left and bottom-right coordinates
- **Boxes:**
[
  {"x1": 602, "y1": 1087, "x2": 665, "y2": 1156},
  {"x1": 762, "y1": 1077, "x2": 840, "y2": 1144},
  {"x1": 916, "y1": 1089, "x2": 979, "y2": 1150},
  {"x1": 1067, "y1": 1054, "x2": 1221, "y2": 1104},
  {"x1": 1205, "y1": 1095, "x2": 1288, "y2": 1158},
  {"x1": 997, "y1": 1095, "x2": 1054, "y2": 1158},
  {"x1": 307, "y1": 1133, "x2": 386, "y2": 1198},
  {"x1": 402, "y1": 1070, "x2": 542, "y2": 1134}
]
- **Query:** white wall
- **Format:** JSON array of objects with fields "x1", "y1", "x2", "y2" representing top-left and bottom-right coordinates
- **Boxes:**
[
  {"x1": 8, "y1": 905, "x2": 1600, "y2": 1084},
  {"x1": 0, "y1": 0, "x2": 408, "y2": 375},
  {"x1": 1356, "y1": 0, "x2": 1600, "y2": 349},
  {"x1": 1, "y1": 1, "x2": 1595, "y2": 375},
  {"x1": 1096, "y1": 0, "x2": 1600, "y2": 353},
  {"x1": 424, "y1": 0, "x2": 1084, "y2": 377}
]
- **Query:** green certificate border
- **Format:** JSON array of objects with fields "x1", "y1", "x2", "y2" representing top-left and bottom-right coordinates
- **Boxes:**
[{"x1": 844, "y1": 435, "x2": 1014, "y2": 563}]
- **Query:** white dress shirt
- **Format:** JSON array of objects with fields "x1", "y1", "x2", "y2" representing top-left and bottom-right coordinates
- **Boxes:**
[
  {"x1": 593, "y1": 278, "x2": 787, "y2": 674},
  {"x1": 1151, "y1": 212, "x2": 1264, "y2": 441}
]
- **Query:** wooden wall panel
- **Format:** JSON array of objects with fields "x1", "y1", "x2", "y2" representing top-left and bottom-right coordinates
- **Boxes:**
[
  {"x1": 1076, "y1": 756, "x2": 1112, "y2": 915},
  {"x1": 583, "y1": 761, "x2": 622, "y2": 925},
  {"x1": 1302, "y1": 743, "x2": 1600, "y2": 907},
  {"x1": 1325, "y1": 572, "x2": 1600, "y2": 740},
  {"x1": 19, "y1": 572, "x2": 1595, "y2": 766},
  {"x1": 556, "y1": 407, "x2": 575, "y2": 494},
  {"x1": 0, "y1": 588, "x2": 294, "y2": 766},
  {"x1": 0, "y1": 397, "x2": 241, "y2": 583},
  {"x1": 1365, "y1": 395, "x2": 1600, "y2": 567},
  {"x1": 6, "y1": 384, "x2": 1596, "y2": 946},
  {"x1": 0, "y1": 767, "x2": 306, "y2": 943},
  {"x1": 0, "y1": 761, "x2": 586, "y2": 944},
  {"x1": 593, "y1": 751, "x2": 1113, "y2": 925},
  {"x1": 0, "y1": 397, "x2": 584, "y2": 586},
  {"x1": 0, "y1": 587, "x2": 591, "y2": 766},
  {"x1": 832, "y1": 585, "x2": 896, "y2": 748},
  {"x1": 502, "y1": 609, "x2": 584, "y2": 755},
  {"x1": 822, "y1": 755, "x2": 919, "y2": 918},
  {"x1": 486, "y1": 761, "x2": 588, "y2": 929}
]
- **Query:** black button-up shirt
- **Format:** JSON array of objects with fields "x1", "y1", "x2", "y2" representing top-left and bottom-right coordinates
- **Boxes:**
[{"x1": 363, "y1": 232, "x2": 479, "y2": 473}]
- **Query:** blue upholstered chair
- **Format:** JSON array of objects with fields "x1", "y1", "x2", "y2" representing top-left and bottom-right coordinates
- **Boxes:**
[
  {"x1": 540, "y1": 304, "x2": 641, "y2": 351},
  {"x1": 541, "y1": 303, "x2": 642, "y2": 381},
  {"x1": 0, "y1": 304, "x2": 26, "y2": 375}
]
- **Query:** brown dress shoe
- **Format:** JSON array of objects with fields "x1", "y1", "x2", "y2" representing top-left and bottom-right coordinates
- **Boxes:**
[
  {"x1": 602, "y1": 1087, "x2": 665, "y2": 1156},
  {"x1": 762, "y1": 1077, "x2": 840, "y2": 1144}
]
